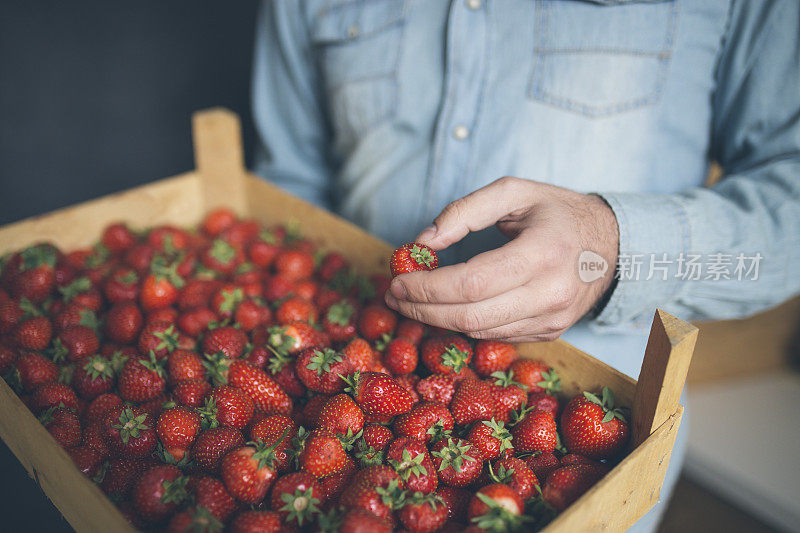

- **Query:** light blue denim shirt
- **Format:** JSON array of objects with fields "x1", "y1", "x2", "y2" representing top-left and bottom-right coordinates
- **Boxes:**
[{"x1": 252, "y1": 0, "x2": 800, "y2": 379}]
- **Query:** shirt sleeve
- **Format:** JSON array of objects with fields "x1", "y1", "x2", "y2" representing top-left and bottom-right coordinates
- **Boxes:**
[
  {"x1": 251, "y1": 0, "x2": 335, "y2": 209},
  {"x1": 593, "y1": 0, "x2": 800, "y2": 330}
]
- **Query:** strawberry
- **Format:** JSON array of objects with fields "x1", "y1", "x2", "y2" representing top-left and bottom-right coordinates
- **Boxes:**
[
  {"x1": 262, "y1": 274, "x2": 295, "y2": 302},
  {"x1": 299, "y1": 429, "x2": 348, "y2": 478},
  {"x1": 202, "y1": 326, "x2": 247, "y2": 359},
  {"x1": 296, "y1": 347, "x2": 352, "y2": 394},
  {"x1": 341, "y1": 337, "x2": 374, "y2": 372},
  {"x1": 489, "y1": 456, "x2": 538, "y2": 501},
  {"x1": 166, "y1": 349, "x2": 204, "y2": 385},
  {"x1": 202, "y1": 208, "x2": 237, "y2": 236},
  {"x1": 509, "y1": 359, "x2": 561, "y2": 395},
  {"x1": 395, "y1": 318, "x2": 426, "y2": 344},
  {"x1": 316, "y1": 454, "x2": 358, "y2": 502},
  {"x1": 227, "y1": 359, "x2": 292, "y2": 415},
  {"x1": 229, "y1": 511, "x2": 282, "y2": 533},
  {"x1": 39, "y1": 406, "x2": 81, "y2": 448},
  {"x1": 58, "y1": 324, "x2": 99, "y2": 362},
  {"x1": 398, "y1": 492, "x2": 449, "y2": 533},
  {"x1": 132, "y1": 464, "x2": 188, "y2": 523},
  {"x1": 353, "y1": 424, "x2": 393, "y2": 466},
  {"x1": 166, "y1": 506, "x2": 223, "y2": 533},
  {"x1": 176, "y1": 307, "x2": 216, "y2": 337},
  {"x1": 124, "y1": 243, "x2": 156, "y2": 273},
  {"x1": 15, "y1": 352, "x2": 59, "y2": 391},
  {"x1": 233, "y1": 298, "x2": 271, "y2": 331},
  {"x1": 394, "y1": 373, "x2": 421, "y2": 403},
  {"x1": 527, "y1": 389, "x2": 560, "y2": 418},
  {"x1": 220, "y1": 440, "x2": 284, "y2": 504},
  {"x1": 317, "y1": 251, "x2": 348, "y2": 283},
  {"x1": 67, "y1": 445, "x2": 104, "y2": 478},
  {"x1": 269, "y1": 472, "x2": 323, "y2": 526},
  {"x1": 274, "y1": 249, "x2": 315, "y2": 281},
  {"x1": 201, "y1": 385, "x2": 255, "y2": 429},
  {"x1": 317, "y1": 393, "x2": 364, "y2": 437},
  {"x1": 511, "y1": 409, "x2": 558, "y2": 454},
  {"x1": 189, "y1": 476, "x2": 238, "y2": 522},
  {"x1": 390, "y1": 243, "x2": 439, "y2": 277},
  {"x1": 118, "y1": 353, "x2": 166, "y2": 402},
  {"x1": 173, "y1": 378, "x2": 212, "y2": 408},
  {"x1": 103, "y1": 267, "x2": 140, "y2": 303},
  {"x1": 437, "y1": 485, "x2": 471, "y2": 521},
  {"x1": 201, "y1": 239, "x2": 243, "y2": 275},
  {"x1": 342, "y1": 371, "x2": 415, "y2": 417},
  {"x1": 101, "y1": 223, "x2": 136, "y2": 254},
  {"x1": 32, "y1": 381, "x2": 79, "y2": 412},
  {"x1": 147, "y1": 225, "x2": 190, "y2": 252},
  {"x1": 387, "y1": 437, "x2": 437, "y2": 493},
  {"x1": 467, "y1": 484, "x2": 526, "y2": 530},
  {"x1": 449, "y1": 378, "x2": 494, "y2": 427},
  {"x1": 84, "y1": 392, "x2": 123, "y2": 424},
  {"x1": 247, "y1": 230, "x2": 281, "y2": 268},
  {"x1": 192, "y1": 427, "x2": 245, "y2": 472},
  {"x1": 0, "y1": 298, "x2": 23, "y2": 334},
  {"x1": 524, "y1": 451, "x2": 561, "y2": 482},
  {"x1": 542, "y1": 464, "x2": 606, "y2": 512},
  {"x1": 415, "y1": 374, "x2": 456, "y2": 405},
  {"x1": 394, "y1": 401, "x2": 454, "y2": 443},
  {"x1": 103, "y1": 406, "x2": 157, "y2": 458},
  {"x1": 248, "y1": 414, "x2": 296, "y2": 473},
  {"x1": 177, "y1": 279, "x2": 218, "y2": 311},
  {"x1": 467, "y1": 419, "x2": 513, "y2": 462},
  {"x1": 276, "y1": 296, "x2": 317, "y2": 325},
  {"x1": 105, "y1": 301, "x2": 144, "y2": 344},
  {"x1": 321, "y1": 299, "x2": 357, "y2": 342},
  {"x1": 156, "y1": 407, "x2": 201, "y2": 462},
  {"x1": 430, "y1": 437, "x2": 482, "y2": 487},
  {"x1": 338, "y1": 508, "x2": 393, "y2": 533},
  {"x1": 340, "y1": 465, "x2": 404, "y2": 524},
  {"x1": 383, "y1": 336, "x2": 418, "y2": 375},
  {"x1": 0, "y1": 344, "x2": 18, "y2": 374},
  {"x1": 357, "y1": 304, "x2": 397, "y2": 341},
  {"x1": 269, "y1": 359, "x2": 305, "y2": 398},
  {"x1": 490, "y1": 371, "x2": 528, "y2": 423},
  {"x1": 13, "y1": 244, "x2": 57, "y2": 303},
  {"x1": 473, "y1": 340, "x2": 517, "y2": 377},
  {"x1": 70, "y1": 355, "x2": 114, "y2": 399},
  {"x1": 15, "y1": 315, "x2": 52, "y2": 350},
  {"x1": 138, "y1": 321, "x2": 181, "y2": 360},
  {"x1": 561, "y1": 387, "x2": 629, "y2": 460},
  {"x1": 420, "y1": 335, "x2": 472, "y2": 376},
  {"x1": 101, "y1": 458, "x2": 152, "y2": 499},
  {"x1": 267, "y1": 321, "x2": 327, "y2": 356}
]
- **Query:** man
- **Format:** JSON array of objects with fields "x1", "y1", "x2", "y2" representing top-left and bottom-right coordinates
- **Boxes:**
[{"x1": 252, "y1": 0, "x2": 800, "y2": 529}]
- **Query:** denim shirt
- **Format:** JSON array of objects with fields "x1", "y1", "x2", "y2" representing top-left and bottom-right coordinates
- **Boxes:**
[{"x1": 252, "y1": 0, "x2": 800, "y2": 379}]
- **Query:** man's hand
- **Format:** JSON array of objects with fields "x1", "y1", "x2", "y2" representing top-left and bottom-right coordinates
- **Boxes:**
[{"x1": 384, "y1": 177, "x2": 619, "y2": 342}]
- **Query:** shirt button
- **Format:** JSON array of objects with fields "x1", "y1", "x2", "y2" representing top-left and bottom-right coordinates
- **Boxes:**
[
  {"x1": 466, "y1": 0, "x2": 482, "y2": 10},
  {"x1": 453, "y1": 125, "x2": 469, "y2": 140}
]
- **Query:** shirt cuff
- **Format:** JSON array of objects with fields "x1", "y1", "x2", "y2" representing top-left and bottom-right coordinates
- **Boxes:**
[{"x1": 590, "y1": 192, "x2": 691, "y2": 331}]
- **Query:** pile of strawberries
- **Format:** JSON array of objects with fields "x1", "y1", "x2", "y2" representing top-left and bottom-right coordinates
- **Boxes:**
[{"x1": 0, "y1": 209, "x2": 630, "y2": 532}]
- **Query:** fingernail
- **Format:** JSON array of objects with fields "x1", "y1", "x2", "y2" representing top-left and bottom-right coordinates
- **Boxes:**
[
  {"x1": 416, "y1": 225, "x2": 437, "y2": 242},
  {"x1": 390, "y1": 279, "x2": 408, "y2": 300},
  {"x1": 384, "y1": 292, "x2": 399, "y2": 310}
]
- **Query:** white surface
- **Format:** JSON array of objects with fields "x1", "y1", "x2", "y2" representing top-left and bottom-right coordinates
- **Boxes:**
[{"x1": 685, "y1": 371, "x2": 800, "y2": 533}]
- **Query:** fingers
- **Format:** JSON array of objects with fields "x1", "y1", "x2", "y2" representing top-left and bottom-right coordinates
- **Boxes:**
[{"x1": 415, "y1": 177, "x2": 535, "y2": 250}]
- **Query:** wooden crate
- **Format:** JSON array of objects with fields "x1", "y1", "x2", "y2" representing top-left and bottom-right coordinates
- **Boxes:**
[{"x1": 0, "y1": 109, "x2": 697, "y2": 532}]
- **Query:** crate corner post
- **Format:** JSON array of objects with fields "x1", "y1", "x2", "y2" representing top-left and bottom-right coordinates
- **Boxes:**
[{"x1": 191, "y1": 108, "x2": 248, "y2": 215}]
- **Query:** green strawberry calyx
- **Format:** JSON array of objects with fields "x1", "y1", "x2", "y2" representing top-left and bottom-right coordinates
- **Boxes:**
[
  {"x1": 409, "y1": 245, "x2": 435, "y2": 268},
  {"x1": 160, "y1": 475, "x2": 189, "y2": 504},
  {"x1": 482, "y1": 419, "x2": 513, "y2": 454},
  {"x1": 83, "y1": 355, "x2": 114, "y2": 382},
  {"x1": 153, "y1": 325, "x2": 180, "y2": 354},
  {"x1": 583, "y1": 386, "x2": 628, "y2": 423},
  {"x1": 431, "y1": 438, "x2": 477, "y2": 473},
  {"x1": 306, "y1": 348, "x2": 343, "y2": 377},
  {"x1": 388, "y1": 449, "x2": 428, "y2": 481},
  {"x1": 325, "y1": 300, "x2": 354, "y2": 327},
  {"x1": 491, "y1": 370, "x2": 528, "y2": 390},
  {"x1": 537, "y1": 369, "x2": 562, "y2": 394},
  {"x1": 112, "y1": 408, "x2": 149, "y2": 444},
  {"x1": 471, "y1": 492, "x2": 533, "y2": 531},
  {"x1": 375, "y1": 479, "x2": 407, "y2": 510},
  {"x1": 183, "y1": 506, "x2": 223, "y2": 533},
  {"x1": 279, "y1": 486, "x2": 322, "y2": 526},
  {"x1": 441, "y1": 344, "x2": 470, "y2": 373}
]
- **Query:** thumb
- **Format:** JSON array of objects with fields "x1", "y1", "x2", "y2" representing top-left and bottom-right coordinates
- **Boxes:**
[{"x1": 415, "y1": 177, "x2": 536, "y2": 250}]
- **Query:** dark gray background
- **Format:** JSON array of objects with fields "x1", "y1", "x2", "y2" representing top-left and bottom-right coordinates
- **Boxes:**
[{"x1": 0, "y1": 1, "x2": 259, "y2": 529}]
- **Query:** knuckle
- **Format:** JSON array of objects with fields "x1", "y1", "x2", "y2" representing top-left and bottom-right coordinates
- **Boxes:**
[
  {"x1": 454, "y1": 307, "x2": 484, "y2": 332},
  {"x1": 549, "y1": 278, "x2": 577, "y2": 311},
  {"x1": 441, "y1": 198, "x2": 467, "y2": 222},
  {"x1": 459, "y1": 270, "x2": 489, "y2": 302}
]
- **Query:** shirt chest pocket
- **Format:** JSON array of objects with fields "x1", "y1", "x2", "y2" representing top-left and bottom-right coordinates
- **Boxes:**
[
  {"x1": 311, "y1": 0, "x2": 406, "y2": 147},
  {"x1": 527, "y1": 0, "x2": 678, "y2": 117}
]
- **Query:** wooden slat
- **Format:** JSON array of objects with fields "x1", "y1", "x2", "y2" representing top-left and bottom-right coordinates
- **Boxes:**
[
  {"x1": 631, "y1": 310, "x2": 698, "y2": 448},
  {"x1": 192, "y1": 108, "x2": 247, "y2": 214}
]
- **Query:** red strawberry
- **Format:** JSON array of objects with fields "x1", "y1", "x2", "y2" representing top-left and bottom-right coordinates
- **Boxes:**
[
  {"x1": 202, "y1": 208, "x2": 237, "y2": 236},
  {"x1": 266, "y1": 321, "x2": 327, "y2": 356},
  {"x1": 262, "y1": 274, "x2": 295, "y2": 303},
  {"x1": 103, "y1": 267, "x2": 140, "y2": 303},
  {"x1": 84, "y1": 392, "x2": 123, "y2": 424},
  {"x1": 420, "y1": 335, "x2": 472, "y2": 376},
  {"x1": 147, "y1": 225, "x2": 190, "y2": 252},
  {"x1": 338, "y1": 508, "x2": 393, "y2": 533},
  {"x1": 269, "y1": 472, "x2": 323, "y2": 526},
  {"x1": 166, "y1": 349, "x2": 204, "y2": 385},
  {"x1": 415, "y1": 374, "x2": 456, "y2": 405},
  {"x1": 15, "y1": 315, "x2": 52, "y2": 350},
  {"x1": 467, "y1": 419, "x2": 513, "y2": 462},
  {"x1": 437, "y1": 485, "x2": 471, "y2": 521},
  {"x1": 140, "y1": 271, "x2": 181, "y2": 311},
  {"x1": 101, "y1": 458, "x2": 152, "y2": 499},
  {"x1": 523, "y1": 451, "x2": 561, "y2": 482},
  {"x1": 390, "y1": 243, "x2": 439, "y2": 277},
  {"x1": 189, "y1": 476, "x2": 238, "y2": 522},
  {"x1": 32, "y1": 381, "x2": 79, "y2": 412},
  {"x1": 386, "y1": 437, "x2": 437, "y2": 493},
  {"x1": 247, "y1": 230, "x2": 281, "y2": 268},
  {"x1": 449, "y1": 378, "x2": 494, "y2": 427},
  {"x1": 383, "y1": 336, "x2": 418, "y2": 375},
  {"x1": 353, "y1": 424, "x2": 394, "y2": 466},
  {"x1": 317, "y1": 454, "x2": 358, "y2": 502},
  {"x1": 299, "y1": 430, "x2": 348, "y2": 479},
  {"x1": 177, "y1": 279, "x2": 218, "y2": 311},
  {"x1": 395, "y1": 318, "x2": 426, "y2": 344},
  {"x1": 467, "y1": 484, "x2": 525, "y2": 529},
  {"x1": 0, "y1": 345, "x2": 17, "y2": 374},
  {"x1": 561, "y1": 387, "x2": 630, "y2": 460},
  {"x1": 527, "y1": 389, "x2": 560, "y2": 418},
  {"x1": 490, "y1": 456, "x2": 539, "y2": 501},
  {"x1": 490, "y1": 371, "x2": 528, "y2": 423},
  {"x1": 202, "y1": 326, "x2": 247, "y2": 359},
  {"x1": 317, "y1": 393, "x2": 364, "y2": 437},
  {"x1": 473, "y1": 340, "x2": 517, "y2": 377},
  {"x1": 118, "y1": 353, "x2": 166, "y2": 403},
  {"x1": 103, "y1": 406, "x2": 157, "y2": 458},
  {"x1": 398, "y1": 492, "x2": 449, "y2": 533},
  {"x1": 138, "y1": 321, "x2": 181, "y2": 360},
  {"x1": 229, "y1": 511, "x2": 282, "y2": 533},
  {"x1": 220, "y1": 441, "x2": 282, "y2": 504},
  {"x1": 394, "y1": 373, "x2": 421, "y2": 403},
  {"x1": 39, "y1": 406, "x2": 81, "y2": 448},
  {"x1": 166, "y1": 506, "x2": 223, "y2": 533},
  {"x1": 156, "y1": 407, "x2": 201, "y2": 462},
  {"x1": 430, "y1": 438, "x2": 482, "y2": 487},
  {"x1": 296, "y1": 347, "x2": 352, "y2": 394},
  {"x1": 249, "y1": 414, "x2": 296, "y2": 473},
  {"x1": 200, "y1": 240, "x2": 243, "y2": 276},
  {"x1": 234, "y1": 298, "x2": 271, "y2": 331},
  {"x1": 509, "y1": 359, "x2": 561, "y2": 395},
  {"x1": 341, "y1": 337, "x2": 374, "y2": 372},
  {"x1": 15, "y1": 352, "x2": 59, "y2": 391},
  {"x1": 340, "y1": 465, "x2": 404, "y2": 525},
  {"x1": 173, "y1": 378, "x2": 212, "y2": 408},
  {"x1": 274, "y1": 249, "x2": 314, "y2": 281},
  {"x1": 101, "y1": 223, "x2": 136, "y2": 253},
  {"x1": 317, "y1": 251, "x2": 348, "y2": 282},
  {"x1": 13, "y1": 247, "x2": 57, "y2": 303},
  {"x1": 357, "y1": 305, "x2": 397, "y2": 341},
  {"x1": 511, "y1": 409, "x2": 558, "y2": 454},
  {"x1": 192, "y1": 427, "x2": 246, "y2": 473},
  {"x1": 202, "y1": 385, "x2": 255, "y2": 429},
  {"x1": 227, "y1": 359, "x2": 292, "y2": 415},
  {"x1": 105, "y1": 301, "x2": 143, "y2": 344},
  {"x1": 542, "y1": 464, "x2": 606, "y2": 512},
  {"x1": 322, "y1": 300, "x2": 357, "y2": 342},
  {"x1": 72, "y1": 355, "x2": 115, "y2": 399},
  {"x1": 0, "y1": 298, "x2": 23, "y2": 334},
  {"x1": 394, "y1": 401, "x2": 454, "y2": 444},
  {"x1": 343, "y1": 371, "x2": 414, "y2": 417},
  {"x1": 276, "y1": 296, "x2": 317, "y2": 325},
  {"x1": 132, "y1": 464, "x2": 188, "y2": 523},
  {"x1": 67, "y1": 445, "x2": 103, "y2": 478},
  {"x1": 176, "y1": 307, "x2": 216, "y2": 337}
]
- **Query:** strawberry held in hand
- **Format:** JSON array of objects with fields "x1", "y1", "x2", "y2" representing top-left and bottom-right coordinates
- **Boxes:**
[{"x1": 390, "y1": 242, "x2": 439, "y2": 277}]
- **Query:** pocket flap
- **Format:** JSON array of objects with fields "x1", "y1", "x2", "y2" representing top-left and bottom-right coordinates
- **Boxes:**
[{"x1": 312, "y1": 0, "x2": 404, "y2": 43}]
